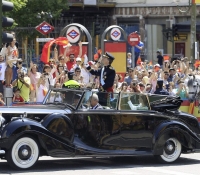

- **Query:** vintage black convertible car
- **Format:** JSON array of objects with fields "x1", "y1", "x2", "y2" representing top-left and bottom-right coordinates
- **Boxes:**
[{"x1": 0, "y1": 88, "x2": 200, "y2": 169}]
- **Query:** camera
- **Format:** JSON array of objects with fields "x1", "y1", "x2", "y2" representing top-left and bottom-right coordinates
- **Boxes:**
[
  {"x1": 64, "y1": 69, "x2": 68, "y2": 74},
  {"x1": 18, "y1": 73, "x2": 24, "y2": 79},
  {"x1": 18, "y1": 61, "x2": 22, "y2": 65},
  {"x1": 43, "y1": 73, "x2": 49, "y2": 76},
  {"x1": 132, "y1": 82, "x2": 137, "y2": 87}
]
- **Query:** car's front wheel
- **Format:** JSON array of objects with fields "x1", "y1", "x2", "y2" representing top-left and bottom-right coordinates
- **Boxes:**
[
  {"x1": 6, "y1": 136, "x2": 39, "y2": 169},
  {"x1": 155, "y1": 137, "x2": 182, "y2": 163}
]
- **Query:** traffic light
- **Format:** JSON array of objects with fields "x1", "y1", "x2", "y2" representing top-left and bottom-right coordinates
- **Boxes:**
[
  {"x1": 172, "y1": 24, "x2": 178, "y2": 37},
  {"x1": 94, "y1": 22, "x2": 100, "y2": 36},
  {"x1": 0, "y1": 0, "x2": 14, "y2": 45}
]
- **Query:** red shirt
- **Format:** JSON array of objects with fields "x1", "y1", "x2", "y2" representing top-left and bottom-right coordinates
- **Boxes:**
[
  {"x1": 66, "y1": 61, "x2": 75, "y2": 71},
  {"x1": 14, "y1": 96, "x2": 24, "y2": 102}
]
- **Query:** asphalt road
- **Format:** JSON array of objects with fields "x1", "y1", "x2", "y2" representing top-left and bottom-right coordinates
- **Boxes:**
[{"x1": 1, "y1": 153, "x2": 200, "y2": 175}]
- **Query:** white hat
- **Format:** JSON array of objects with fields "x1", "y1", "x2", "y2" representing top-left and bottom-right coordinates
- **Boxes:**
[
  {"x1": 154, "y1": 64, "x2": 160, "y2": 67},
  {"x1": 76, "y1": 57, "x2": 82, "y2": 62}
]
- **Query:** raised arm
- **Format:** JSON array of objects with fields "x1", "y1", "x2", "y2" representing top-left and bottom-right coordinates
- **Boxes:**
[
  {"x1": 78, "y1": 41, "x2": 82, "y2": 58},
  {"x1": 63, "y1": 43, "x2": 72, "y2": 63}
]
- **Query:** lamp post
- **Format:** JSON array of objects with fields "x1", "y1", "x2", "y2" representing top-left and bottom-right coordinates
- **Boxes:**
[{"x1": 176, "y1": 0, "x2": 196, "y2": 62}]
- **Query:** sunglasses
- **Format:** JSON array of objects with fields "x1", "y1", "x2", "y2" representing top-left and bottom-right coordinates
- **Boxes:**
[
  {"x1": 76, "y1": 61, "x2": 81, "y2": 62},
  {"x1": 165, "y1": 74, "x2": 169, "y2": 76},
  {"x1": 60, "y1": 58, "x2": 64, "y2": 60},
  {"x1": 70, "y1": 57, "x2": 74, "y2": 59},
  {"x1": 76, "y1": 71, "x2": 81, "y2": 73},
  {"x1": 49, "y1": 61, "x2": 55, "y2": 63}
]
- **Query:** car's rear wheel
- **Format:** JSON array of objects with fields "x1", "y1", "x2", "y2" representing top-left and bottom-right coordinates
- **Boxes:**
[
  {"x1": 6, "y1": 136, "x2": 39, "y2": 169},
  {"x1": 155, "y1": 137, "x2": 182, "y2": 163}
]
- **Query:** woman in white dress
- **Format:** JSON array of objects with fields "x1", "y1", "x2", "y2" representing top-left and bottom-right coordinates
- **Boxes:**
[
  {"x1": 28, "y1": 62, "x2": 41, "y2": 102},
  {"x1": 36, "y1": 75, "x2": 48, "y2": 103}
]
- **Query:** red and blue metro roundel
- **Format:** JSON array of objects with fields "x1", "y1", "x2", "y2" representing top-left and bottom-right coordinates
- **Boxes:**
[
  {"x1": 35, "y1": 21, "x2": 54, "y2": 35},
  {"x1": 66, "y1": 26, "x2": 81, "y2": 43},
  {"x1": 110, "y1": 28, "x2": 121, "y2": 41}
]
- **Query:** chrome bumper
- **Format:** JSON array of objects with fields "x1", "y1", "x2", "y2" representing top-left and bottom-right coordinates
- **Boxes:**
[{"x1": 0, "y1": 150, "x2": 5, "y2": 155}]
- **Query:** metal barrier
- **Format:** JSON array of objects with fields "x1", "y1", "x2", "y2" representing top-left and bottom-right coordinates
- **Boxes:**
[{"x1": 4, "y1": 87, "x2": 13, "y2": 106}]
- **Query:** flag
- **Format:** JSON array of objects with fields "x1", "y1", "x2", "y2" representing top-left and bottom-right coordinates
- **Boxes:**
[
  {"x1": 189, "y1": 102, "x2": 195, "y2": 114},
  {"x1": 54, "y1": 37, "x2": 69, "y2": 46},
  {"x1": 13, "y1": 50, "x2": 18, "y2": 57},
  {"x1": 43, "y1": 88, "x2": 48, "y2": 97},
  {"x1": 30, "y1": 84, "x2": 35, "y2": 91},
  {"x1": 194, "y1": 60, "x2": 200, "y2": 68},
  {"x1": 41, "y1": 37, "x2": 69, "y2": 63},
  {"x1": 136, "y1": 56, "x2": 142, "y2": 65}
]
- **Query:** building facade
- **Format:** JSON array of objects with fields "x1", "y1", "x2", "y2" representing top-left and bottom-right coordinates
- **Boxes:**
[
  {"x1": 16, "y1": 0, "x2": 200, "y2": 65},
  {"x1": 65, "y1": 0, "x2": 200, "y2": 63}
]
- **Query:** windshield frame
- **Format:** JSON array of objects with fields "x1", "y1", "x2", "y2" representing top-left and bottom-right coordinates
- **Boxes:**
[{"x1": 43, "y1": 88, "x2": 85, "y2": 109}]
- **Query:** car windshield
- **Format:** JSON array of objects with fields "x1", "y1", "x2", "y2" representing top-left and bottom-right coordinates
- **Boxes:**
[
  {"x1": 120, "y1": 92, "x2": 150, "y2": 110},
  {"x1": 78, "y1": 91, "x2": 119, "y2": 110},
  {"x1": 45, "y1": 88, "x2": 84, "y2": 109}
]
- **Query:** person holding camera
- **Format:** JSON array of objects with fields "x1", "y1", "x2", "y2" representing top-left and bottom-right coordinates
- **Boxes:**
[
  {"x1": 12, "y1": 70, "x2": 30, "y2": 102},
  {"x1": 12, "y1": 59, "x2": 27, "y2": 82},
  {"x1": 56, "y1": 64, "x2": 68, "y2": 86},
  {"x1": 42, "y1": 64, "x2": 54, "y2": 90}
]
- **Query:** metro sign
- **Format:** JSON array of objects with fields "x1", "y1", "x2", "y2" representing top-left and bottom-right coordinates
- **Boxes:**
[
  {"x1": 112, "y1": 30, "x2": 120, "y2": 38},
  {"x1": 67, "y1": 30, "x2": 80, "y2": 39},
  {"x1": 35, "y1": 21, "x2": 54, "y2": 35},
  {"x1": 110, "y1": 28, "x2": 121, "y2": 41}
]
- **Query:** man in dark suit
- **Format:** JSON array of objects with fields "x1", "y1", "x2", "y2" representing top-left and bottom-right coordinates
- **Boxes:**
[
  {"x1": 89, "y1": 93, "x2": 103, "y2": 109},
  {"x1": 87, "y1": 52, "x2": 116, "y2": 106}
]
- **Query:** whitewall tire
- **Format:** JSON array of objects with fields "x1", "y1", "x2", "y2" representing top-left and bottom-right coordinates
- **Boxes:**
[
  {"x1": 156, "y1": 137, "x2": 182, "y2": 163},
  {"x1": 7, "y1": 137, "x2": 39, "y2": 169}
]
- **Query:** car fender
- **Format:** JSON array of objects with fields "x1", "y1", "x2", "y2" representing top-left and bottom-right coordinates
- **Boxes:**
[
  {"x1": 0, "y1": 115, "x2": 75, "y2": 156},
  {"x1": 152, "y1": 120, "x2": 200, "y2": 155}
]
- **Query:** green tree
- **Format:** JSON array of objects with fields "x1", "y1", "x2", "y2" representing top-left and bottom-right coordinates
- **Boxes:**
[{"x1": 6, "y1": 0, "x2": 69, "y2": 38}]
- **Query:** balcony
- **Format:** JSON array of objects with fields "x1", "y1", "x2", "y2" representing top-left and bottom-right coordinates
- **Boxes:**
[{"x1": 68, "y1": 0, "x2": 116, "y2": 7}]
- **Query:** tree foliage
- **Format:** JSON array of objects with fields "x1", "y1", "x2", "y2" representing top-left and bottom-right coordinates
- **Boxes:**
[{"x1": 5, "y1": 0, "x2": 69, "y2": 38}]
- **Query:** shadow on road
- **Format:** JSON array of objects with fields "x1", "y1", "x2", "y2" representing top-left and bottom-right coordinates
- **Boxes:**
[{"x1": 0, "y1": 155, "x2": 200, "y2": 173}]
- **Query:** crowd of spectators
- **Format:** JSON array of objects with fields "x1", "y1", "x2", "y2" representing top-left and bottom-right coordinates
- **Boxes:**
[
  {"x1": 121, "y1": 51, "x2": 193, "y2": 100},
  {"x1": 0, "y1": 36, "x2": 196, "y2": 105}
]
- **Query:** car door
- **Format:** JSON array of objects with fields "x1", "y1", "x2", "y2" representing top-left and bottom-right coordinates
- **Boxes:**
[
  {"x1": 71, "y1": 91, "x2": 121, "y2": 149},
  {"x1": 118, "y1": 93, "x2": 155, "y2": 149}
]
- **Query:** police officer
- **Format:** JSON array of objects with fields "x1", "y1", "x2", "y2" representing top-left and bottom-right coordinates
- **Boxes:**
[
  {"x1": 86, "y1": 52, "x2": 116, "y2": 106},
  {"x1": 62, "y1": 72, "x2": 80, "y2": 89}
]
